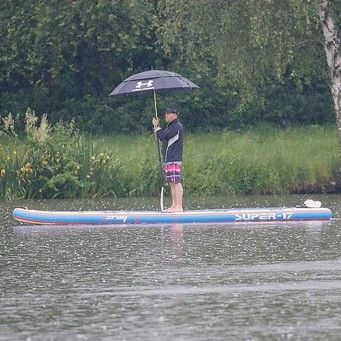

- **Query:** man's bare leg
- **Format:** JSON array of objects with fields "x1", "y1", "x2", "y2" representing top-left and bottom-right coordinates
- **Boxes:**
[
  {"x1": 173, "y1": 183, "x2": 183, "y2": 211},
  {"x1": 164, "y1": 184, "x2": 176, "y2": 212},
  {"x1": 164, "y1": 183, "x2": 183, "y2": 212}
]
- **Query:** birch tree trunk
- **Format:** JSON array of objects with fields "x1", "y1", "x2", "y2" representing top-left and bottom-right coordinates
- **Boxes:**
[{"x1": 319, "y1": 0, "x2": 341, "y2": 166}]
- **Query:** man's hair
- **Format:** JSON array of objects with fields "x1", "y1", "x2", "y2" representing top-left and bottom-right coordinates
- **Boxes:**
[{"x1": 163, "y1": 107, "x2": 179, "y2": 115}]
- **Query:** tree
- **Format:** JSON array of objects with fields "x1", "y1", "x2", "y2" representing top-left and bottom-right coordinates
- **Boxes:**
[
  {"x1": 158, "y1": 0, "x2": 341, "y2": 158},
  {"x1": 319, "y1": 0, "x2": 341, "y2": 161}
]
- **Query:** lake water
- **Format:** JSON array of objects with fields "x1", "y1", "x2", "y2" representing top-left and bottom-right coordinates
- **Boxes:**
[{"x1": 1, "y1": 194, "x2": 341, "y2": 340}]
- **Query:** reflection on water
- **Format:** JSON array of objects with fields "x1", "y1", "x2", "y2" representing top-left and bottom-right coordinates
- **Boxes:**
[{"x1": 1, "y1": 195, "x2": 341, "y2": 339}]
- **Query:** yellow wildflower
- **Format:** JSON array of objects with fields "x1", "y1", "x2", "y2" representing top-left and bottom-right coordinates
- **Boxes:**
[{"x1": 0, "y1": 169, "x2": 5, "y2": 177}]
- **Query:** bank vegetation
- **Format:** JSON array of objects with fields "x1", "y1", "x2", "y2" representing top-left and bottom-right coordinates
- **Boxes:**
[{"x1": 0, "y1": 111, "x2": 338, "y2": 199}]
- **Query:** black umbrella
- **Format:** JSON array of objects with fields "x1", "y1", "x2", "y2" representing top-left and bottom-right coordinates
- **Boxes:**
[
  {"x1": 110, "y1": 70, "x2": 199, "y2": 95},
  {"x1": 109, "y1": 70, "x2": 199, "y2": 210}
]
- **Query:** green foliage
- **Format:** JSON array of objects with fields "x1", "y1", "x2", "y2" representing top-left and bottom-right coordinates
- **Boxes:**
[
  {"x1": 158, "y1": 0, "x2": 331, "y2": 107},
  {"x1": 0, "y1": 111, "x2": 125, "y2": 199},
  {"x1": 0, "y1": 0, "x2": 160, "y2": 92},
  {"x1": 0, "y1": 0, "x2": 164, "y2": 127},
  {"x1": 0, "y1": 0, "x2": 337, "y2": 133}
]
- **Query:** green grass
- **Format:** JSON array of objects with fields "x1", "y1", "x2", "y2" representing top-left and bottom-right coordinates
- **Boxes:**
[
  {"x1": 184, "y1": 125, "x2": 339, "y2": 195},
  {"x1": 0, "y1": 123, "x2": 339, "y2": 199},
  {"x1": 93, "y1": 124, "x2": 339, "y2": 196}
]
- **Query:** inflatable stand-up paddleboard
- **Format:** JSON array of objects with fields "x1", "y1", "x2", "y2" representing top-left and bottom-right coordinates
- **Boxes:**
[{"x1": 12, "y1": 200, "x2": 332, "y2": 225}]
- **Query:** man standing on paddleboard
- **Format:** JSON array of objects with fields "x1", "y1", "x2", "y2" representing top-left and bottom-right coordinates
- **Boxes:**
[{"x1": 152, "y1": 107, "x2": 184, "y2": 212}]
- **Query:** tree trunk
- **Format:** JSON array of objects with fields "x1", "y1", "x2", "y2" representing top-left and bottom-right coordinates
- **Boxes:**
[{"x1": 319, "y1": 0, "x2": 341, "y2": 167}]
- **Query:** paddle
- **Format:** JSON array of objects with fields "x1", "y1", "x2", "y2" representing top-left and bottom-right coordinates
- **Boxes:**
[{"x1": 153, "y1": 90, "x2": 165, "y2": 212}]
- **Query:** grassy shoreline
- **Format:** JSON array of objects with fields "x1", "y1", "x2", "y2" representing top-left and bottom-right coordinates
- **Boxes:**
[{"x1": 0, "y1": 122, "x2": 339, "y2": 199}]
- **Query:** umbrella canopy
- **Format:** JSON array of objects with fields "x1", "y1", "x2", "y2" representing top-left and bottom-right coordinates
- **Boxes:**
[{"x1": 109, "y1": 70, "x2": 199, "y2": 96}]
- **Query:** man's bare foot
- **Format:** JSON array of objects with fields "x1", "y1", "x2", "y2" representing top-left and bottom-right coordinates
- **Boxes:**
[{"x1": 171, "y1": 207, "x2": 183, "y2": 212}]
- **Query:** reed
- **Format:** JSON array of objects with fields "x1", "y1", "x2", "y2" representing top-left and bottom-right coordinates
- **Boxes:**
[{"x1": 0, "y1": 111, "x2": 339, "y2": 199}]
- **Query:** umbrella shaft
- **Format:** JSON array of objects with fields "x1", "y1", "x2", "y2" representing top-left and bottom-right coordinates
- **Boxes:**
[{"x1": 153, "y1": 90, "x2": 158, "y2": 118}]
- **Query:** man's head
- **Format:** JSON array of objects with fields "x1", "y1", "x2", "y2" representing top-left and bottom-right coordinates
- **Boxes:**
[{"x1": 164, "y1": 107, "x2": 179, "y2": 123}]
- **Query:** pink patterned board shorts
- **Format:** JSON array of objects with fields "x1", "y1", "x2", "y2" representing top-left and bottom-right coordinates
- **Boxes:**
[{"x1": 164, "y1": 162, "x2": 182, "y2": 184}]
